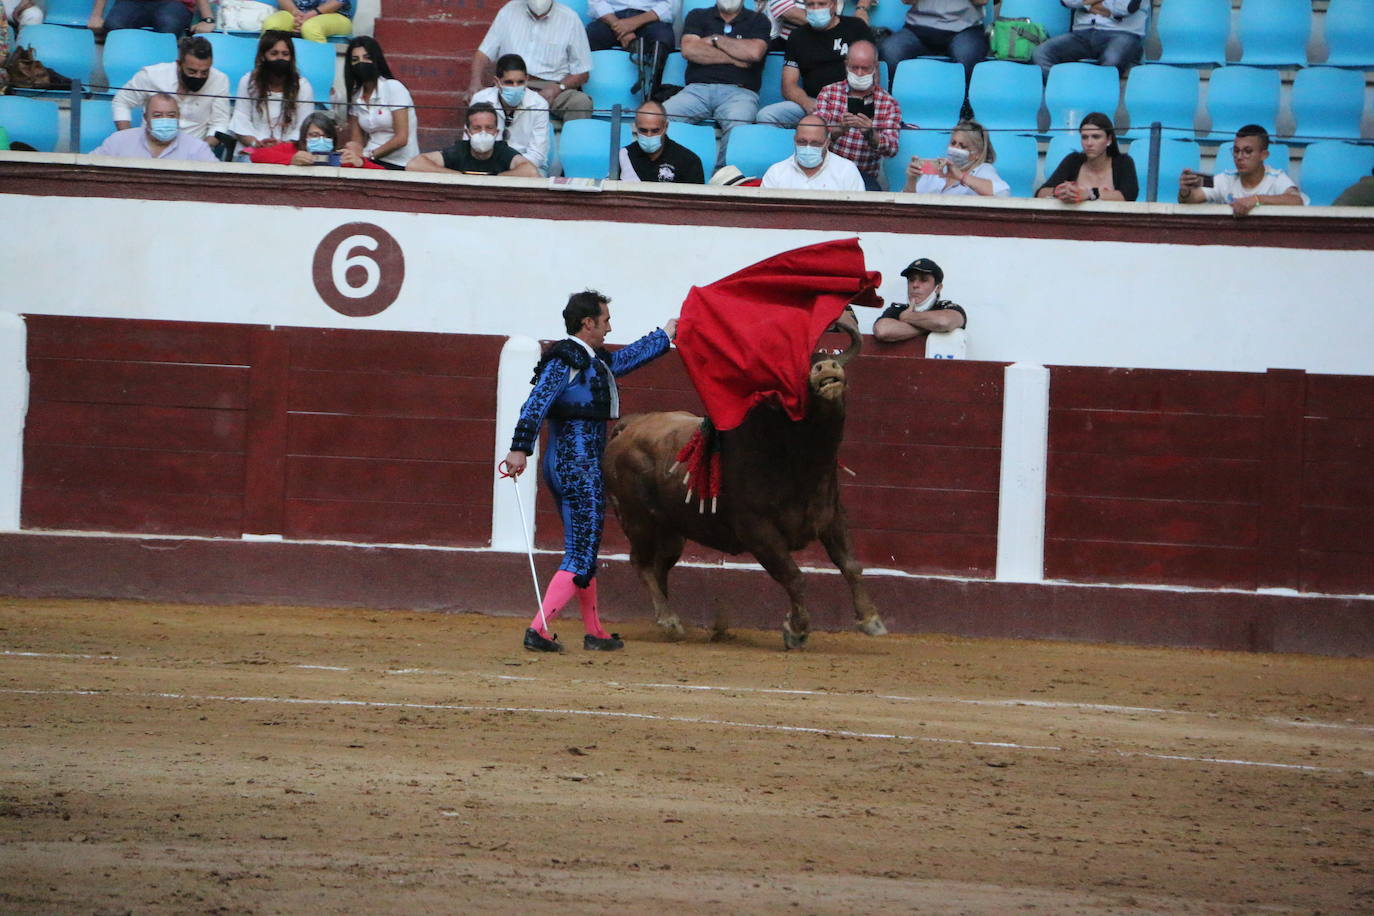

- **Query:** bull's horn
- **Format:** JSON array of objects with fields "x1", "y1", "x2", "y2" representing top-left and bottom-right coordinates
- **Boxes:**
[{"x1": 833, "y1": 319, "x2": 862, "y2": 367}]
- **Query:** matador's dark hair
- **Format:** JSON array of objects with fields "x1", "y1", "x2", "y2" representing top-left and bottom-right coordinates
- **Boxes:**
[{"x1": 563, "y1": 290, "x2": 610, "y2": 335}]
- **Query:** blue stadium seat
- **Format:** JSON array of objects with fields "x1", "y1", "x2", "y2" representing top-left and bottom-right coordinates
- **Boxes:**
[
  {"x1": 1120, "y1": 64, "x2": 1199, "y2": 142},
  {"x1": 661, "y1": 51, "x2": 686, "y2": 87},
  {"x1": 204, "y1": 33, "x2": 258, "y2": 93},
  {"x1": 723, "y1": 122, "x2": 794, "y2": 178},
  {"x1": 967, "y1": 60, "x2": 1043, "y2": 133},
  {"x1": 1152, "y1": 137, "x2": 1200, "y2": 193},
  {"x1": 1290, "y1": 67, "x2": 1366, "y2": 143},
  {"x1": 669, "y1": 121, "x2": 718, "y2": 175},
  {"x1": 14, "y1": 23, "x2": 95, "y2": 87},
  {"x1": 890, "y1": 58, "x2": 964, "y2": 132},
  {"x1": 1299, "y1": 141, "x2": 1374, "y2": 205},
  {"x1": 1042, "y1": 131, "x2": 1082, "y2": 180},
  {"x1": 1153, "y1": 0, "x2": 1229, "y2": 67},
  {"x1": 1043, "y1": 62, "x2": 1120, "y2": 136},
  {"x1": 993, "y1": 131, "x2": 1038, "y2": 197},
  {"x1": 841, "y1": 0, "x2": 907, "y2": 34},
  {"x1": 563, "y1": 0, "x2": 592, "y2": 25},
  {"x1": 102, "y1": 29, "x2": 177, "y2": 94},
  {"x1": 1237, "y1": 0, "x2": 1312, "y2": 68},
  {"x1": 585, "y1": 49, "x2": 640, "y2": 119},
  {"x1": 556, "y1": 118, "x2": 627, "y2": 178},
  {"x1": 883, "y1": 126, "x2": 951, "y2": 192},
  {"x1": 1214, "y1": 139, "x2": 1291, "y2": 176},
  {"x1": 0, "y1": 95, "x2": 62, "y2": 151},
  {"x1": 1201, "y1": 66, "x2": 1281, "y2": 140},
  {"x1": 758, "y1": 53, "x2": 786, "y2": 108},
  {"x1": 1323, "y1": 0, "x2": 1374, "y2": 67},
  {"x1": 42, "y1": 0, "x2": 95, "y2": 27},
  {"x1": 997, "y1": 0, "x2": 1073, "y2": 38},
  {"x1": 77, "y1": 98, "x2": 116, "y2": 153},
  {"x1": 292, "y1": 37, "x2": 336, "y2": 101}
]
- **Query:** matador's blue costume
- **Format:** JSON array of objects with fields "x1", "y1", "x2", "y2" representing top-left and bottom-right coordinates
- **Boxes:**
[{"x1": 509, "y1": 329, "x2": 672, "y2": 586}]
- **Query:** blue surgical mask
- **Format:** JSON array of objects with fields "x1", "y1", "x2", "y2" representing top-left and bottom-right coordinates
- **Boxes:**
[
  {"x1": 795, "y1": 144, "x2": 824, "y2": 169},
  {"x1": 636, "y1": 132, "x2": 663, "y2": 155},
  {"x1": 500, "y1": 85, "x2": 526, "y2": 107},
  {"x1": 307, "y1": 136, "x2": 333, "y2": 154},
  {"x1": 148, "y1": 117, "x2": 178, "y2": 142},
  {"x1": 806, "y1": 8, "x2": 831, "y2": 28}
]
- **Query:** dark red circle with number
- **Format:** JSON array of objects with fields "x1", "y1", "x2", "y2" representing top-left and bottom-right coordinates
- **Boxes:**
[{"x1": 311, "y1": 222, "x2": 405, "y2": 317}]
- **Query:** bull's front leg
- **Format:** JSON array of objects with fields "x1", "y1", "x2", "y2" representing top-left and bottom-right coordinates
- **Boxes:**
[
  {"x1": 819, "y1": 506, "x2": 887, "y2": 637},
  {"x1": 629, "y1": 533, "x2": 685, "y2": 639},
  {"x1": 748, "y1": 528, "x2": 811, "y2": 650}
]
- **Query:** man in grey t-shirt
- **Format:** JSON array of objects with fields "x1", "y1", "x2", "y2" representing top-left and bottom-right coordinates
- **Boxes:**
[{"x1": 879, "y1": 0, "x2": 988, "y2": 86}]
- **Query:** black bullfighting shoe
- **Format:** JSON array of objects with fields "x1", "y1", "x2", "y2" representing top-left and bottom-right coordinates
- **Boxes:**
[
  {"x1": 583, "y1": 633, "x2": 624, "y2": 651},
  {"x1": 524, "y1": 628, "x2": 563, "y2": 653}
]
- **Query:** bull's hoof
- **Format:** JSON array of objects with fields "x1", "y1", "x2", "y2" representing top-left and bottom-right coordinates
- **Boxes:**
[
  {"x1": 857, "y1": 616, "x2": 888, "y2": 637},
  {"x1": 782, "y1": 627, "x2": 809, "y2": 650},
  {"x1": 656, "y1": 617, "x2": 686, "y2": 641}
]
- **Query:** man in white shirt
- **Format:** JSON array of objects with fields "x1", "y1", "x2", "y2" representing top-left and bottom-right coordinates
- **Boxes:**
[
  {"x1": 761, "y1": 113, "x2": 865, "y2": 191},
  {"x1": 470, "y1": 0, "x2": 593, "y2": 122},
  {"x1": 469, "y1": 53, "x2": 551, "y2": 174},
  {"x1": 112, "y1": 36, "x2": 230, "y2": 152},
  {"x1": 1178, "y1": 124, "x2": 1305, "y2": 217}
]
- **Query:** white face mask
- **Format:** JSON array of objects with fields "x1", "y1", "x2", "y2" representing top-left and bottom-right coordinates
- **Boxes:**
[
  {"x1": 469, "y1": 131, "x2": 497, "y2": 154},
  {"x1": 526, "y1": 0, "x2": 553, "y2": 15},
  {"x1": 945, "y1": 145, "x2": 971, "y2": 167},
  {"x1": 717, "y1": 0, "x2": 743, "y2": 12},
  {"x1": 912, "y1": 287, "x2": 939, "y2": 311},
  {"x1": 846, "y1": 70, "x2": 873, "y2": 92}
]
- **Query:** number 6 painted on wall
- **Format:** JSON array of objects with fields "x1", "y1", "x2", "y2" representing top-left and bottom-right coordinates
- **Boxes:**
[{"x1": 312, "y1": 222, "x2": 406, "y2": 317}]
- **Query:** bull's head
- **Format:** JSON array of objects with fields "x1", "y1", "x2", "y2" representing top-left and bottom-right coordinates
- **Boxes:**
[{"x1": 809, "y1": 320, "x2": 861, "y2": 403}]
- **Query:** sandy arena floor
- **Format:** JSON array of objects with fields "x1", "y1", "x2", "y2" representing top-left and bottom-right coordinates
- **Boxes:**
[{"x1": 0, "y1": 597, "x2": 1371, "y2": 914}]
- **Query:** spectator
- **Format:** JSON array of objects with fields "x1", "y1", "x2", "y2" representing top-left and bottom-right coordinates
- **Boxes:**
[
  {"x1": 89, "y1": 0, "x2": 216, "y2": 36},
  {"x1": 1032, "y1": 0, "x2": 1150, "y2": 77},
  {"x1": 662, "y1": 0, "x2": 769, "y2": 170},
  {"x1": 902, "y1": 119, "x2": 1009, "y2": 196},
  {"x1": 618, "y1": 100, "x2": 704, "y2": 183},
  {"x1": 470, "y1": 0, "x2": 592, "y2": 123},
  {"x1": 344, "y1": 36, "x2": 418, "y2": 171},
  {"x1": 1036, "y1": 111, "x2": 1137, "y2": 203},
  {"x1": 8, "y1": 0, "x2": 43, "y2": 29},
  {"x1": 1178, "y1": 124, "x2": 1304, "y2": 216},
  {"x1": 880, "y1": 0, "x2": 987, "y2": 89},
  {"x1": 757, "y1": 0, "x2": 873, "y2": 128},
  {"x1": 249, "y1": 110, "x2": 383, "y2": 168},
  {"x1": 872, "y1": 258, "x2": 967, "y2": 342},
  {"x1": 812, "y1": 39, "x2": 900, "y2": 191},
  {"x1": 766, "y1": 0, "x2": 873, "y2": 52},
  {"x1": 1333, "y1": 168, "x2": 1374, "y2": 207},
  {"x1": 406, "y1": 102, "x2": 540, "y2": 177},
  {"x1": 229, "y1": 30, "x2": 317, "y2": 156},
  {"x1": 112, "y1": 36, "x2": 230, "y2": 153},
  {"x1": 1, "y1": 2, "x2": 13, "y2": 95},
  {"x1": 92, "y1": 92, "x2": 217, "y2": 162},
  {"x1": 586, "y1": 0, "x2": 674, "y2": 93},
  {"x1": 261, "y1": 0, "x2": 352, "y2": 43},
  {"x1": 469, "y1": 53, "x2": 550, "y2": 175},
  {"x1": 761, "y1": 113, "x2": 865, "y2": 191}
]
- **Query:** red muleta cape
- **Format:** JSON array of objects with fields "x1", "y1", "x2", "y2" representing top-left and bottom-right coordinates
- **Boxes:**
[{"x1": 675, "y1": 238, "x2": 882, "y2": 432}]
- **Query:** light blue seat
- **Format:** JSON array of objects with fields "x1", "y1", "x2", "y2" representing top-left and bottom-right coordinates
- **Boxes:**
[
  {"x1": 842, "y1": 0, "x2": 907, "y2": 34},
  {"x1": 1153, "y1": 0, "x2": 1229, "y2": 67},
  {"x1": 42, "y1": 0, "x2": 95, "y2": 27},
  {"x1": 1323, "y1": 0, "x2": 1374, "y2": 68},
  {"x1": 883, "y1": 126, "x2": 952, "y2": 192},
  {"x1": 1299, "y1": 141, "x2": 1374, "y2": 205},
  {"x1": 1043, "y1": 131, "x2": 1082, "y2": 180},
  {"x1": 993, "y1": 131, "x2": 1039, "y2": 197},
  {"x1": 1201, "y1": 66, "x2": 1281, "y2": 141},
  {"x1": 967, "y1": 60, "x2": 1043, "y2": 133},
  {"x1": 1120, "y1": 63, "x2": 1199, "y2": 142},
  {"x1": 14, "y1": 23, "x2": 95, "y2": 87},
  {"x1": 557, "y1": 118, "x2": 627, "y2": 178},
  {"x1": 0, "y1": 95, "x2": 62, "y2": 151},
  {"x1": 204, "y1": 33, "x2": 259, "y2": 92},
  {"x1": 997, "y1": 0, "x2": 1072, "y2": 38},
  {"x1": 723, "y1": 122, "x2": 794, "y2": 177},
  {"x1": 585, "y1": 49, "x2": 640, "y2": 119},
  {"x1": 1214, "y1": 140, "x2": 1291, "y2": 176},
  {"x1": 890, "y1": 58, "x2": 964, "y2": 132},
  {"x1": 1290, "y1": 67, "x2": 1366, "y2": 143},
  {"x1": 758, "y1": 53, "x2": 786, "y2": 107},
  {"x1": 1043, "y1": 62, "x2": 1120, "y2": 135},
  {"x1": 669, "y1": 121, "x2": 718, "y2": 175},
  {"x1": 102, "y1": 29, "x2": 178, "y2": 93},
  {"x1": 75, "y1": 98, "x2": 145, "y2": 152},
  {"x1": 661, "y1": 51, "x2": 686, "y2": 87},
  {"x1": 1237, "y1": 0, "x2": 1311, "y2": 68},
  {"x1": 563, "y1": 0, "x2": 592, "y2": 25},
  {"x1": 292, "y1": 37, "x2": 336, "y2": 101}
]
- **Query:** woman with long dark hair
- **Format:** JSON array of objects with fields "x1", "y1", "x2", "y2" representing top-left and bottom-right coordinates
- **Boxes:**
[
  {"x1": 344, "y1": 35, "x2": 419, "y2": 170},
  {"x1": 229, "y1": 30, "x2": 317, "y2": 154},
  {"x1": 1036, "y1": 111, "x2": 1138, "y2": 203}
]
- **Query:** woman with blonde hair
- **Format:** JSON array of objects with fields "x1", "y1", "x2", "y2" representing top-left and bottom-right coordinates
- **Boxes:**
[{"x1": 903, "y1": 119, "x2": 1010, "y2": 197}]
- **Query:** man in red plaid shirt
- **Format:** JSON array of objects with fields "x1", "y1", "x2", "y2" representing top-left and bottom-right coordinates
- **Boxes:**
[{"x1": 811, "y1": 40, "x2": 902, "y2": 191}]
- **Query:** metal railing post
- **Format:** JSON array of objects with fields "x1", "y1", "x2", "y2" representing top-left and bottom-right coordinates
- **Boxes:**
[
  {"x1": 1146, "y1": 120, "x2": 1162, "y2": 203},
  {"x1": 609, "y1": 103, "x2": 622, "y2": 180},
  {"x1": 69, "y1": 80, "x2": 82, "y2": 154}
]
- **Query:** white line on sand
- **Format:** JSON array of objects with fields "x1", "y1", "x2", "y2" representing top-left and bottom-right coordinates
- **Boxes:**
[
  {"x1": 294, "y1": 665, "x2": 351, "y2": 671},
  {"x1": 1, "y1": 650, "x2": 119, "y2": 660}
]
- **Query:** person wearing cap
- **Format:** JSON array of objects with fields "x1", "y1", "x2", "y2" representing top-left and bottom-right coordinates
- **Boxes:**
[
  {"x1": 872, "y1": 258, "x2": 967, "y2": 342},
  {"x1": 619, "y1": 100, "x2": 705, "y2": 183}
]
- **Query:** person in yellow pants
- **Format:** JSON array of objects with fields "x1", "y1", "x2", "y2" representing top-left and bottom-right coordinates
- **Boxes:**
[{"x1": 261, "y1": 0, "x2": 351, "y2": 43}]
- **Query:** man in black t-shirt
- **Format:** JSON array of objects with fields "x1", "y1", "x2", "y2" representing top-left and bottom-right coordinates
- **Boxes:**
[
  {"x1": 618, "y1": 100, "x2": 705, "y2": 183},
  {"x1": 406, "y1": 102, "x2": 540, "y2": 177},
  {"x1": 757, "y1": 0, "x2": 872, "y2": 128}
]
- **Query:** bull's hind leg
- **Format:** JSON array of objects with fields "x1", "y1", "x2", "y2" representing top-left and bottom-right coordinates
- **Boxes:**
[
  {"x1": 630, "y1": 531, "x2": 686, "y2": 639},
  {"x1": 819, "y1": 510, "x2": 887, "y2": 637},
  {"x1": 749, "y1": 532, "x2": 811, "y2": 650}
]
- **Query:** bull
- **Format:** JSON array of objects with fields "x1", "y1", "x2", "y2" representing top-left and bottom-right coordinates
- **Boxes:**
[{"x1": 602, "y1": 322, "x2": 886, "y2": 649}]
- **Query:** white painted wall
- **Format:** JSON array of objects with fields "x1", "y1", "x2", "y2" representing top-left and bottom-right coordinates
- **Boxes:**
[{"x1": 0, "y1": 314, "x2": 27, "y2": 533}]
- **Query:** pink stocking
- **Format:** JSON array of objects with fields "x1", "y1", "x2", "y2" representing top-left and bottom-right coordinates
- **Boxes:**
[
  {"x1": 530, "y1": 570, "x2": 577, "y2": 637},
  {"x1": 577, "y1": 578, "x2": 610, "y2": 639}
]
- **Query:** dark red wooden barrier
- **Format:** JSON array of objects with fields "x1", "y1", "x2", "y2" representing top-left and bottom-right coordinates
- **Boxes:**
[{"x1": 1300, "y1": 374, "x2": 1374, "y2": 594}]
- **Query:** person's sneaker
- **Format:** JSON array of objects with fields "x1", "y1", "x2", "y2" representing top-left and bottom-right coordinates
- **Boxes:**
[
  {"x1": 583, "y1": 633, "x2": 624, "y2": 651},
  {"x1": 524, "y1": 628, "x2": 563, "y2": 652}
]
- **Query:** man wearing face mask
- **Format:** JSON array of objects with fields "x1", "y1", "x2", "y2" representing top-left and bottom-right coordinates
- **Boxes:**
[
  {"x1": 111, "y1": 36, "x2": 230, "y2": 151},
  {"x1": 872, "y1": 258, "x2": 967, "y2": 343},
  {"x1": 93, "y1": 93, "x2": 218, "y2": 162},
  {"x1": 617, "y1": 100, "x2": 704, "y2": 183},
  {"x1": 407, "y1": 102, "x2": 540, "y2": 177},
  {"x1": 471, "y1": 0, "x2": 593, "y2": 123},
  {"x1": 811, "y1": 40, "x2": 900, "y2": 191},
  {"x1": 469, "y1": 53, "x2": 551, "y2": 175},
  {"x1": 757, "y1": 0, "x2": 873, "y2": 128},
  {"x1": 761, "y1": 113, "x2": 864, "y2": 191}
]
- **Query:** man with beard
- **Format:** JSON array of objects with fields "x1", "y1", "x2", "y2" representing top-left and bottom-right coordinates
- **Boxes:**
[{"x1": 112, "y1": 36, "x2": 230, "y2": 153}]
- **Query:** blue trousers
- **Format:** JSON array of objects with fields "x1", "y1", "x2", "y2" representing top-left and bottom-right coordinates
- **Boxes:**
[
  {"x1": 880, "y1": 23, "x2": 988, "y2": 85},
  {"x1": 586, "y1": 9, "x2": 675, "y2": 54},
  {"x1": 542, "y1": 417, "x2": 608, "y2": 582},
  {"x1": 1032, "y1": 29, "x2": 1143, "y2": 76},
  {"x1": 103, "y1": 0, "x2": 193, "y2": 33}
]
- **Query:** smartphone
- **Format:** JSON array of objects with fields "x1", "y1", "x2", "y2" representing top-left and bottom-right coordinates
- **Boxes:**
[
  {"x1": 846, "y1": 96, "x2": 875, "y2": 118},
  {"x1": 918, "y1": 159, "x2": 940, "y2": 175}
]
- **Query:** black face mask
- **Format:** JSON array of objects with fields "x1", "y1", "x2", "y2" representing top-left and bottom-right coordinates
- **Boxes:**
[
  {"x1": 181, "y1": 71, "x2": 208, "y2": 92},
  {"x1": 263, "y1": 58, "x2": 293, "y2": 79},
  {"x1": 350, "y1": 62, "x2": 379, "y2": 84}
]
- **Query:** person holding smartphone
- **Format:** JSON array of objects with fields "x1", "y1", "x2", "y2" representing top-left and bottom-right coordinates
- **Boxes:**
[
  {"x1": 810, "y1": 40, "x2": 901, "y2": 191},
  {"x1": 902, "y1": 119, "x2": 1009, "y2": 196},
  {"x1": 248, "y1": 111, "x2": 383, "y2": 169}
]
